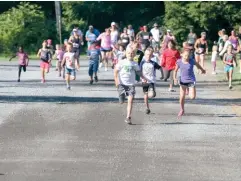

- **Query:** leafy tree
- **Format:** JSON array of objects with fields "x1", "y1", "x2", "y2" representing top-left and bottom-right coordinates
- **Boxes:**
[{"x1": 0, "y1": 2, "x2": 54, "y2": 54}]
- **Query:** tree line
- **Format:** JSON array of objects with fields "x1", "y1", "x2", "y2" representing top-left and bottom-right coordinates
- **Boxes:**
[{"x1": 0, "y1": 1, "x2": 240, "y2": 54}]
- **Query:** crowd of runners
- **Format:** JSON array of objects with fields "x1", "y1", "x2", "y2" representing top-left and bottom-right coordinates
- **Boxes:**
[{"x1": 9, "y1": 22, "x2": 241, "y2": 124}]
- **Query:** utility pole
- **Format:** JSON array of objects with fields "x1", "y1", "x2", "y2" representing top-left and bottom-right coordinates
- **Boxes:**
[{"x1": 55, "y1": 1, "x2": 62, "y2": 44}]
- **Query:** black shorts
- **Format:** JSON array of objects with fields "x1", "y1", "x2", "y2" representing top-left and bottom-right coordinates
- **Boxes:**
[
  {"x1": 19, "y1": 65, "x2": 26, "y2": 72},
  {"x1": 179, "y1": 81, "x2": 195, "y2": 88},
  {"x1": 142, "y1": 83, "x2": 155, "y2": 93}
]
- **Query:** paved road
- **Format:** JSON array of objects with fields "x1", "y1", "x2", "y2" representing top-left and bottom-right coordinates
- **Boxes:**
[{"x1": 0, "y1": 58, "x2": 241, "y2": 181}]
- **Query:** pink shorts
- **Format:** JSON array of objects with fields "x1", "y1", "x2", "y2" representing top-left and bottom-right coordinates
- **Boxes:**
[{"x1": 40, "y1": 61, "x2": 50, "y2": 70}]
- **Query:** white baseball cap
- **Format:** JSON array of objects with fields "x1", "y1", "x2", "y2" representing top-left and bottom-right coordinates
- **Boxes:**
[
  {"x1": 167, "y1": 29, "x2": 171, "y2": 32},
  {"x1": 73, "y1": 28, "x2": 78, "y2": 32},
  {"x1": 111, "y1": 22, "x2": 116, "y2": 26}
]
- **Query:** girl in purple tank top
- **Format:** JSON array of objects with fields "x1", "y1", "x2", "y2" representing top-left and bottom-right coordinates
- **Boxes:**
[{"x1": 173, "y1": 50, "x2": 205, "y2": 117}]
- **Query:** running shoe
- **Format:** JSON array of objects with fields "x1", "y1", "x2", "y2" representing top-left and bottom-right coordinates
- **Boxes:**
[
  {"x1": 146, "y1": 109, "x2": 151, "y2": 114},
  {"x1": 41, "y1": 79, "x2": 45, "y2": 83},
  {"x1": 125, "y1": 117, "x2": 132, "y2": 125},
  {"x1": 212, "y1": 71, "x2": 217, "y2": 75},
  {"x1": 99, "y1": 62, "x2": 103, "y2": 68},
  {"x1": 105, "y1": 67, "x2": 108, "y2": 71},
  {"x1": 90, "y1": 80, "x2": 94, "y2": 85},
  {"x1": 168, "y1": 88, "x2": 175, "y2": 92},
  {"x1": 67, "y1": 86, "x2": 71, "y2": 90},
  {"x1": 229, "y1": 85, "x2": 233, "y2": 90},
  {"x1": 17, "y1": 79, "x2": 20, "y2": 82},
  {"x1": 94, "y1": 76, "x2": 98, "y2": 82}
]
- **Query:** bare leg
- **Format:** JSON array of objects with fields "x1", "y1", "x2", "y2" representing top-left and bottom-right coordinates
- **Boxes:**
[
  {"x1": 127, "y1": 96, "x2": 134, "y2": 118},
  {"x1": 144, "y1": 94, "x2": 149, "y2": 110},
  {"x1": 178, "y1": 85, "x2": 186, "y2": 117}
]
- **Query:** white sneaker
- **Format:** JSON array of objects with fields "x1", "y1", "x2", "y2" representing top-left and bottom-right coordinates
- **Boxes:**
[
  {"x1": 105, "y1": 67, "x2": 108, "y2": 71},
  {"x1": 212, "y1": 71, "x2": 217, "y2": 75},
  {"x1": 99, "y1": 63, "x2": 103, "y2": 68},
  {"x1": 168, "y1": 88, "x2": 175, "y2": 92}
]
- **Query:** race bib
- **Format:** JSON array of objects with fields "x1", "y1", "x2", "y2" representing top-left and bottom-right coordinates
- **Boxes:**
[
  {"x1": 198, "y1": 48, "x2": 204, "y2": 53},
  {"x1": 143, "y1": 35, "x2": 149, "y2": 39},
  {"x1": 122, "y1": 39, "x2": 128, "y2": 43},
  {"x1": 73, "y1": 43, "x2": 79, "y2": 48}
]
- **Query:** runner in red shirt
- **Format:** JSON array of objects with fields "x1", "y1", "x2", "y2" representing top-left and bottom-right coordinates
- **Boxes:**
[{"x1": 161, "y1": 40, "x2": 181, "y2": 92}]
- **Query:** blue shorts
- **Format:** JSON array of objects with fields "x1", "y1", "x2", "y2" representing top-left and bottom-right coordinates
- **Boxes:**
[
  {"x1": 180, "y1": 81, "x2": 196, "y2": 88},
  {"x1": 65, "y1": 68, "x2": 76, "y2": 77},
  {"x1": 224, "y1": 66, "x2": 233, "y2": 73}
]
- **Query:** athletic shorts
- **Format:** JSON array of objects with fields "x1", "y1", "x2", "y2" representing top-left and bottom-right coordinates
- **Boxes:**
[
  {"x1": 100, "y1": 47, "x2": 112, "y2": 52},
  {"x1": 180, "y1": 81, "x2": 196, "y2": 88},
  {"x1": 65, "y1": 67, "x2": 76, "y2": 77},
  {"x1": 117, "y1": 84, "x2": 135, "y2": 103},
  {"x1": 142, "y1": 82, "x2": 156, "y2": 97},
  {"x1": 40, "y1": 61, "x2": 50, "y2": 70},
  {"x1": 224, "y1": 66, "x2": 233, "y2": 73},
  {"x1": 19, "y1": 65, "x2": 26, "y2": 72},
  {"x1": 73, "y1": 49, "x2": 80, "y2": 58}
]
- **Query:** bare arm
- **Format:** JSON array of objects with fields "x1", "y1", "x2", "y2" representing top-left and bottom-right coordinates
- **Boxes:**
[
  {"x1": 37, "y1": 49, "x2": 41, "y2": 58},
  {"x1": 61, "y1": 56, "x2": 66, "y2": 67},
  {"x1": 206, "y1": 41, "x2": 208, "y2": 54},
  {"x1": 9, "y1": 54, "x2": 16, "y2": 61},
  {"x1": 173, "y1": 64, "x2": 179, "y2": 82}
]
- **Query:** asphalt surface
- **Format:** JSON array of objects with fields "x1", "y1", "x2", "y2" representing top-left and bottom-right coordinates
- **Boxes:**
[{"x1": 0, "y1": 58, "x2": 241, "y2": 181}]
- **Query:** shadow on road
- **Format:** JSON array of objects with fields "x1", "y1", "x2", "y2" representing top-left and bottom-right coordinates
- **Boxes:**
[
  {"x1": 0, "y1": 95, "x2": 240, "y2": 107},
  {"x1": 132, "y1": 122, "x2": 241, "y2": 126}
]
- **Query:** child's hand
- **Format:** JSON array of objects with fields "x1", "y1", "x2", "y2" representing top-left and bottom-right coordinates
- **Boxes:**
[{"x1": 201, "y1": 69, "x2": 206, "y2": 74}]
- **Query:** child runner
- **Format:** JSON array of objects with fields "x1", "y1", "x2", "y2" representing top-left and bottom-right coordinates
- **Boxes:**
[
  {"x1": 161, "y1": 40, "x2": 181, "y2": 92},
  {"x1": 61, "y1": 43, "x2": 77, "y2": 90},
  {"x1": 223, "y1": 44, "x2": 237, "y2": 89},
  {"x1": 54, "y1": 44, "x2": 65, "y2": 77},
  {"x1": 114, "y1": 48, "x2": 146, "y2": 125},
  {"x1": 9, "y1": 46, "x2": 29, "y2": 82},
  {"x1": 152, "y1": 46, "x2": 164, "y2": 79},
  {"x1": 113, "y1": 44, "x2": 126, "y2": 69},
  {"x1": 211, "y1": 42, "x2": 218, "y2": 75},
  {"x1": 37, "y1": 40, "x2": 52, "y2": 83},
  {"x1": 87, "y1": 42, "x2": 101, "y2": 84},
  {"x1": 173, "y1": 50, "x2": 206, "y2": 117},
  {"x1": 140, "y1": 47, "x2": 162, "y2": 114}
]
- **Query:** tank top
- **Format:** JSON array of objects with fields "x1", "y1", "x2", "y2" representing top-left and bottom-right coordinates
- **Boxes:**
[
  {"x1": 72, "y1": 36, "x2": 80, "y2": 49},
  {"x1": 225, "y1": 53, "x2": 234, "y2": 65},
  {"x1": 187, "y1": 33, "x2": 196, "y2": 45},
  {"x1": 197, "y1": 39, "x2": 206, "y2": 53},
  {"x1": 121, "y1": 34, "x2": 129, "y2": 45},
  {"x1": 229, "y1": 37, "x2": 238, "y2": 50}
]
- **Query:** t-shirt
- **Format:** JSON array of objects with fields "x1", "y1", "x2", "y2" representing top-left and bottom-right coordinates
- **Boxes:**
[
  {"x1": 152, "y1": 52, "x2": 160, "y2": 63},
  {"x1": 63, "y1": 52, "x2": 76, "y2": 69},
  {"x1": 150, "y1": 28, "x2": 160, "y2": 42},
  {"x1": 97, "y1": 33, "x2": 111, "y2": 49},
  {"x1": 40, "y1": 49, "x2": 51, "y2": 62},
  {"x1": 85, "y1": 31, "x2": 97, "y2": 46},
  {"x1": 140, "y1": 32, "x2": 152, "y2": 45},
  {"x1": 115, "y1": 59, "x2": 140, "y2": 86},
  {"x1": 116, "y1": 51, "x2": 125, "y2": 61},
  {"x1": 211, "y1": 51, "x2": 218, "y2": 62},
  {"x1": 176, "y1": 58, "x2": 196, "y2": 83},
  {"x1": 56, "y1": 50, "x2": 65, "y2": 61},
  {"x1": 127, "y1": 29, "x2": 134, "y2": 37},
  {"x1": 161, "y1": 49, "x2": 181, "y2": 70},
  {"x1": 111, "y1": 30, "x2": 119, "y2": 44},
  {"x1": 187, "y1": 33, "x2": 196, "y2": 45},
  {"x1": 88, "y1": 49, "x2": 100, "y2": 64},
  {"x1": 140, "y1": 60, "x2": 161, "y2": 83},
  {"x1": 71, "y1": 30, "x2": 82, "y2": 37},
  {"x1": 16, "y1": 52, "x2": 28, "y2": 65}
]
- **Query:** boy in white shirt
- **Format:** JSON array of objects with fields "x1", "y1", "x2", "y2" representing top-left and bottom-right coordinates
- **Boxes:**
[
  {"x1": 140, "y1": 47, "x2": 161, "y2": 114},
  {"x1": 114, "y1": 48, "x2": 146, "y2": 125}
]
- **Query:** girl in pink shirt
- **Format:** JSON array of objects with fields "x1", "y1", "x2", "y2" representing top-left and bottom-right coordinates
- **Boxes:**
[
  {"x1": 54, "y1": 44, "x2": 65, "y2": 77},
  {"x1": 9, "y1": 46, "x2": 29, "y2": 82},
  {"x1": 97, "y1": 28, "x2": 112, "y2": 71}
]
